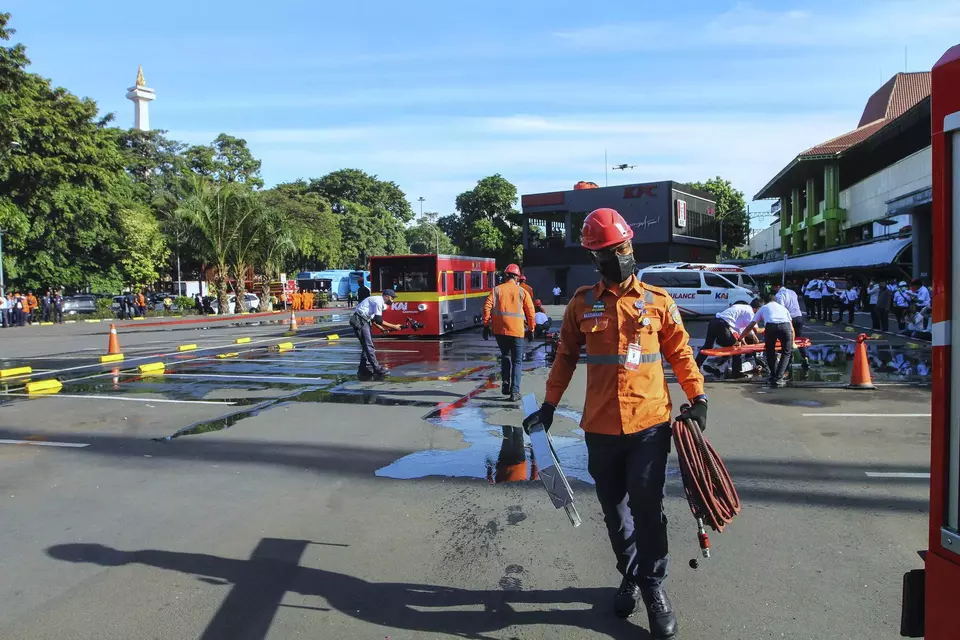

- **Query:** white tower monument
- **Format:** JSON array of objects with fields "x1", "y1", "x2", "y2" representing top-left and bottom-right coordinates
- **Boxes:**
[{"x1": 125, "y1": 66, "x2": 155, "y2": 131}]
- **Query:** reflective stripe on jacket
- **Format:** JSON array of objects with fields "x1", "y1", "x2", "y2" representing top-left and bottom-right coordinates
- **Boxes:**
[
  {"x1": 545, "y1": 276, "x2": 704, "y2": 435},
  {"x1": 482, "y1": 280, "x2": 535, "y2": 338}
]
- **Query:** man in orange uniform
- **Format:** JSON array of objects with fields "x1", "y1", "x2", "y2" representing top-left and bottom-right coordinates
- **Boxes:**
[
  {"x1": 25, "y1": 291, "x2": 38, "y2": 324},
  {"x1": 482, "y1": 263, "x2": 535, "y2": 402},
  {"x1": 524, "y1": 208, "x2": 707, "y2": 639},
  {"x1": 292, "y1": 290, "x2": 302, "y2": 311},
  {"x1": 518, "y1": 275, "x2": 535, "y2": 305}
]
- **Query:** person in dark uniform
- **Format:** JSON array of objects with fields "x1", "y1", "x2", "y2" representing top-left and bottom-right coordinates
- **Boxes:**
[
  {"x1": 52, "y1": 292, "x2": 64, "y2": 324},
  {"x1": 350, "y1": 288, "x2": 403, "y2": 380},
  {"x1": 357, "y1": 277, "x2": 371, "y2": 304},
  {"x1": 42, "y1": 290, "x2": 52, "y2": 323}
]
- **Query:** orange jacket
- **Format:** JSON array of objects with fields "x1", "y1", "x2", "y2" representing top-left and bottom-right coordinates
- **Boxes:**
[
  {"x1": 138, "y1": 293, "x2": 146, "y2": 306},
  {"x1": 483, "y1": 280, "x2": 535, "y2": 338},
  {"x1": 26, "y1": 295, "x2": 37, "y2": 311},
  {"x1": 545, "y1": 276, "x2": 704, "y2": 435},
  {"x1": 520, "y1": 282, "x2": 535, "y2": 300}
]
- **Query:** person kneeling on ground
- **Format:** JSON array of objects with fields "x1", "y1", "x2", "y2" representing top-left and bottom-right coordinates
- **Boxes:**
[
  {"x1": 737, "y1": 293, "x2": 794, "y2": 388},
  {"x1": 350, "y1": 288, "x2": 404, "y2": 381},
  {"x1": 695, "y1": 299, "x2": 761, "y2": 378},
  {"x1": 899, "y1": 305, "x2": 932, "y2": 341},
  {"x1": 533, "y1": 300, "x2": 552, "y2": 338}
]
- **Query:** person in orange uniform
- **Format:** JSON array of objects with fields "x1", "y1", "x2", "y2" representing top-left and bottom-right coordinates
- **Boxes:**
[
  {"x1": 518, "y1": 275, "x2": 535, "y2": 304},
  {"x1": 524, "y1": 208, "x2": 707, "y2": 640},
  {"x1": 482, "y1": 263, "x2": 535, "y2": 401},
  {"x1": 25, "y1": 291, "x2": 38, "y2": 324},
  {"x1": 292, "y1": 290, "x2": 302, "y2": 311}
]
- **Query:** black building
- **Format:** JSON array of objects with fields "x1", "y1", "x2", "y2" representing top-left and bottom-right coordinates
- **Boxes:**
[{"x1": 521, "y1": 181, "x2": 718, "y2": 297}]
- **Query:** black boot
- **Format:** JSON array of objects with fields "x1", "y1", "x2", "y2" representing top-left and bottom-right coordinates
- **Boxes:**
[
  {"x1": 501, "y1": 382, "x2": 511, "y2": 396},
  {"x1": 642, "y1": 586, "x2": 677, "y2": 638},
  {"x1": 613, "y1": 575, "x2": 640, "y2": 618}
]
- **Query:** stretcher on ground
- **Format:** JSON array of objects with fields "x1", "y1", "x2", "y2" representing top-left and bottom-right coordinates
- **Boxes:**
[
  {"x1": 700, "y1": 337, "x2": 811, "y2": 357},
  {"x1": 521, "y1": 394, "x2": 581, "y2": 527}
]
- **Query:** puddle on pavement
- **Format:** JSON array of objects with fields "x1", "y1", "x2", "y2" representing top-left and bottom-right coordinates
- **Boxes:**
[{"x1": 702, "y1": 342, "x2": 932, "y2": 385}]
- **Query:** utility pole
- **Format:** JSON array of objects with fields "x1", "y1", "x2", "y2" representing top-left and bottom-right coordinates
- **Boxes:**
[{"x1": 417, "y1": 196, "x2": 425, "y2": 218}]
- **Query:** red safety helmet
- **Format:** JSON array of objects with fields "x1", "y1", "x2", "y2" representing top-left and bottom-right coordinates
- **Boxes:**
[
  {"x1": 581, "y1": 208, "x2": 634, "y2": 250},
  {"x1": 535, "y1": 299, "x2": 542, "y2": 306},
  {"x1": 519, "y1": 275, "x2": 527, "y2": 282},
  {"x1": 504, "y1": 264, "x2": 522, "y2": 277}
]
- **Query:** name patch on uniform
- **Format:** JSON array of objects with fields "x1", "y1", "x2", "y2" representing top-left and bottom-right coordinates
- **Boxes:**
[
  {"x1": 668, "y1": 303, "x2": 682, "y2": 324},
  {"x1": 591, "y1": 302, "x2": 605, "y2": 312},
  {"x1": 582, "y1": 311, "x2": 604, "y2": 319}
]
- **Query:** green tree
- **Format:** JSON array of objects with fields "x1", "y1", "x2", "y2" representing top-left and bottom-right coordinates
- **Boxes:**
[
  {"x1": 262, "y1": 181, "x2": 341, "y2": 270},
  {"x1": 252, "y1": 207, "x2": 295, "y2": 309},
  {"x1": 227, "y1": 190, "x2": 269, "y2": 312},
  {"x1": 310, "y1": 168, "x2": 413, "y2": 222},
  {"x1": 405, "y1": 217, "x2": 457, "y2": 254},
  {"x1": 689, "y1": 177, "x2": 748, "y2": 255},
  {"x1": 338, "y1": 202, "x2": 408, "y2": 269},
  {"x1": 112, "y1": 128, "x2": 188, "y2": 200},
  {"x1": 0, "y1": 13, "x2": 157, "y2": 291},
  {"x1": 117, "y1": 200, "x2": 169, "y2": 287},
  {"x1": 185, "y1": 134, "x2": 263, "y2": 189},
  {"x1": 447, "y1": 174, "x2": 522, "y2": 265},
  {"x1": 174, "y1": 177, "x2": 245, "y2": 313}
]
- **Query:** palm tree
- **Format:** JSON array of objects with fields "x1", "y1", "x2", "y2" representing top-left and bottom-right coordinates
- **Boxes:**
[
  {"x1": 254, "y1": 210, "x2": 295, "y2": 310},
  {"x1": 227, "y1": 190, "x2": 270, "y2": 313},
  {"x1": 174, "y1": 176, "x2": 242, "y2": 314}
]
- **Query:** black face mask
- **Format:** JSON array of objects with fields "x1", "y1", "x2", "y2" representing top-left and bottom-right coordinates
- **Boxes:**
[{"x1": 594, "y1": 253, "x2": 636, "y2": 283}]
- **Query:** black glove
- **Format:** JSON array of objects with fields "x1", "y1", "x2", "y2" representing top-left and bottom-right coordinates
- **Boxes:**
[
  {"x1": 523, "y1": 402, "x2": 555, "y2": 433},
  {"x1": 482, "y1": 325, "x2": 491, "y2": 340},
  {"x1": 678, "y1": 399, "x2": 708, "y2": 431}
]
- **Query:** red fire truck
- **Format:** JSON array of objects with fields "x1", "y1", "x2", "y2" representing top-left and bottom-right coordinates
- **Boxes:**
[
  {"x1": 900, "y1": 42, "x2": 960, "y2": 639},
  {"x1": 369, "y1": 253, "x2": 497, "y2": 336}
]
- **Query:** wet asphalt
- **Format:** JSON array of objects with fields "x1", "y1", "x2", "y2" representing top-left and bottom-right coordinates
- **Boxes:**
[{"x1": 0, "y1": 311, "x2": 932, "y2": 639}]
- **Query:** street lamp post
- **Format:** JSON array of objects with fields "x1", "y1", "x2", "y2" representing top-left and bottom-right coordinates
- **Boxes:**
[{"x1": 417, "y1": 196, "x2": 425, "y2": 218}]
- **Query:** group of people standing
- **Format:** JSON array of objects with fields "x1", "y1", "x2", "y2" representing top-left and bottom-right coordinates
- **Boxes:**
[
  {"x1": 799, "y1": 275, "x2": 930, "y2": 333},
  {"x1": 1, "y1": 290, "x2": 65, "y2": 327},
  {"x1": 118, "y1": 291, "x2": 149, "y2": 319}
]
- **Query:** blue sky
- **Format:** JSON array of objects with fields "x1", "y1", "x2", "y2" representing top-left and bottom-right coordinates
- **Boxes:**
[{"x1": 8, "y1": 1, "x2": 960, "y2": 229}]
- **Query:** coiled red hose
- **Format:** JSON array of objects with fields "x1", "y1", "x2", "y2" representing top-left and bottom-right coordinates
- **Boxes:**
[{"x1": 672, "y1": 417, "x2": 741, "y2": 532}]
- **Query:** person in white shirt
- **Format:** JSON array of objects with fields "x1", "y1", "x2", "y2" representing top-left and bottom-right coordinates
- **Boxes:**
[
  {"x1": 695, "y1": 300, "x2": 761, "y2": 376},
  {"x1": 533, "y1": 300, "x2": 552, "y2": 337},
  {"x1": 820, "y1": 275, "x2": 837, "y2": 322},
  {"x1": 807, "y1": 277, "x2": 823, "y2": 320},
  {"x1": 551, "y1": 285, "x2": 562, "y2": 305},
  {"x1": 349, "y1": 289, "x2": 404, "y2": 380},
  {"x1": 910, "y1": 279, "x2": 931, "y2": 310},
  {"x1": 842, "y1": 285, "x2": 859, "y2": 324},
  {"x1": 866, "y1": 279, "x2": 881, "y2": 329},
  {"x1": 775, "y1": 284, "x2": 810, "y2": 369},
  {"x1": 737, "y1": 295, "x2": 795, "y2": 387},
  {"x1": 893, "y1": 281, "x2": 912, "y2": 331}
]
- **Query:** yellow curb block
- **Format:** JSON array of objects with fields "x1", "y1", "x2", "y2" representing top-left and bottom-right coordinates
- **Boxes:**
[
  {"x1": 26, "y1": 379, "x2": 62, "y2": 395},
  {"x1": 65, "y1": 320, "x2": 76, "y2": 324},
  {"x1": 273, "y1": 342, "x2": 295, "y2": 350},
  {"x1": 84, "y1": 319, "x2": 102, "y2": 323},
  {"x1": 844, "y1": 326, "x2": 856, "y2": 332},
  {"x1": 177, "y1": 344, "x2": 197, "y2": 352},
  {"x1": 216, "y1": 352, "x2": 239, "y2": 359},
  {"x1": 0, "y1": 366, "x2": 32, "y2": 378},
  {"x1": 870, "y1": 333, "x2": 882, "y2": 340},
  {"x1": 283, "y1": 331, "x2": 297, "y2": 337},
  {"x1": 39, "y1": 322, "x2": 54, "y2": 326},
  {"x1": 235, "y1": 337, "x2": 251, "y2": 344},
  {"x1": 326, "y1": 334, "x2": 340, "y2": 340},
  {"x1": 824, "y1": 322, "x2": 834, "y2": 327},
  {"x1": 99, "y1": 354, "x2": 125, "y2": 364},
  {"x1": 138, "y1": 362, "x2": 165, "y2": 374},
  {"x1": 906, "y1": 342, "x2": 921, "y2": 349},
  {"x1": 133, "y1": 317, "x2": 146, "y2": 320}
]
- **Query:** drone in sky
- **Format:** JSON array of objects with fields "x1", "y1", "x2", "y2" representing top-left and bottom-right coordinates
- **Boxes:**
[{"x1": 612, "y1": 164, "x2": 637, "y2": 171}]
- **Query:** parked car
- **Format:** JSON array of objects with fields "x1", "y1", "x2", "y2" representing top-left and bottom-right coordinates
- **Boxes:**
[
  {"x1": 209, "y1": 293, "x2": 261, "y2": 314},
  {"x1": 62, "y1": 294, "x2": 97, "y2": 315}
]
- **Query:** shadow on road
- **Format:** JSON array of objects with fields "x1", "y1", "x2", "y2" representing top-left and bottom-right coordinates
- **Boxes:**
[{"x1": 47, "y1": 538, "x2": 649, "y2": 640}]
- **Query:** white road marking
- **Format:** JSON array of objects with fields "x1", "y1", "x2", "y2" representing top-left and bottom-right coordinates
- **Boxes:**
[
  {"x1": 802, "y1": 413, "x2": 931, "y2": 417},
  {"x1": 194, "y1": 358, "x2": 357, "y2": 365},
  {"x1": 159, "y1": 373, "x2": 331, "y2": 384},
  {"x1": 0, "y1": 393, "x2": 235, "y2": 405},
  {"x1": 0, "y1": 439, "x2": 89, "y2": 448},
  {"x1": 864, "y1": 471, "x2": 930, "y2": 479}
]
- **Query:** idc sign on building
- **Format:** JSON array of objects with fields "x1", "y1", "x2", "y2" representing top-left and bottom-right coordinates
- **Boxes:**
[{"x1": 520, "y1": 181, "x2": 718, "y2": 296}]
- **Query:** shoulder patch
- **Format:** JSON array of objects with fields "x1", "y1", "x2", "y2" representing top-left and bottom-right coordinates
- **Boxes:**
[{"x1": 668, "y1": 303, "x2": 683, "y2": 324}]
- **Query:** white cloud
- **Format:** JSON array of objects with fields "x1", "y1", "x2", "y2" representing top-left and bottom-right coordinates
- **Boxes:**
[
  {"x1": 176, "y1": 110, "x2": 852, "y2": 212},
  {"x1": 555, "y1": 1, "x2": 960, "y2": 50}
]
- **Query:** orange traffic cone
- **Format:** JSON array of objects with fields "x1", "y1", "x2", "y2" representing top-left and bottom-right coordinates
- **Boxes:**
[
  {"x1": 288, "y1": 311, "x2": 298, "y2": 333},
  {"x1": 107, "y1": 323, "x2": 121, "y2": 355},
  {"x1": 848, "y1": 333, "x2": 875, "y2": 390}
]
